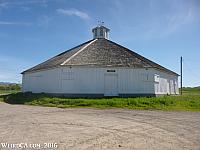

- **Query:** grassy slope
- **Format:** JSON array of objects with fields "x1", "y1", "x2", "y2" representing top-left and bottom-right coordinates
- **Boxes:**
[
  {"x1": 1, "y1": 91, "x2": 200, "y2": 111},
  {"x1": 0, "y1": 90, "x2": 21, "y2": 94},
  {"x1": 0, "y1": 87, "x2": 199, "y2": 111},
  {"x1": 182, "y1": 87, "x2": 200, "y2": 95}
]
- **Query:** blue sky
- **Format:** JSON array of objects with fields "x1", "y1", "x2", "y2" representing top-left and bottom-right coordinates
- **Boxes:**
[{"x1": 0, "y1": 0, "x2": 199, "y2": 87}]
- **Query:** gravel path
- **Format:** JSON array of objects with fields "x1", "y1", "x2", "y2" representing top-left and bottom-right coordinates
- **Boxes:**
[{"x1": 0, "y1": 103, "x2": 200, "y2": 150}]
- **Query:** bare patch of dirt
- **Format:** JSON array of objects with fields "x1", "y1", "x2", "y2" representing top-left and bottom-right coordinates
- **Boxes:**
[{"x1": 0, "y1": 103, "x2": 199, "y2": 150}]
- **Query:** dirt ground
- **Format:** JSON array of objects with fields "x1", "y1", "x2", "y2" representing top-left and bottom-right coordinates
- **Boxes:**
[{"x1": 0, "y1": 103, "x2": 199, "y2": 150}]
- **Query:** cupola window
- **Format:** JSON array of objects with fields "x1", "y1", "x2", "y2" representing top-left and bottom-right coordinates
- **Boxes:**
[{"x1": 92, "y1": 24, "x2": 110, "y2": 39}]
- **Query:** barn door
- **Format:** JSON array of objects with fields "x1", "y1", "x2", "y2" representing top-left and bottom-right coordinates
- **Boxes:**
[{"x1": 104, "y1": 74, "x2": 118, "y2": 96}]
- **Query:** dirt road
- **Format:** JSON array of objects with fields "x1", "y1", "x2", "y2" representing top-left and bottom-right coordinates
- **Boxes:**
[{"x1": 0, "y1": 103, "x2": 199, "y2": 150}]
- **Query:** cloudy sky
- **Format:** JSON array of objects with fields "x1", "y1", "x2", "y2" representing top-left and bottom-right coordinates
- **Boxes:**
[{"x1": 0, "y1": 0, "x2": 200, "y2": 86}]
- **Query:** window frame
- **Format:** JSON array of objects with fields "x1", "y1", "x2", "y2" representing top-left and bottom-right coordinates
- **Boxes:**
[{"x1": 100, "y1": 28, "x2": 103, "y2": 36}]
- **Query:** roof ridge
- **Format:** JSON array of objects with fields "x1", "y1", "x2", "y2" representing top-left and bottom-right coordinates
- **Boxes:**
[
  {"x1": 22, "y1": 38, "x2": 178, "y2": 76},
  {"x1": 61, "y1": 39, "x2": 97, "y2": 66},
  {"x1": 21, "y1": 39, "x2": 94, "y2": 74},
  {"x1": 55, "y1": 39, "x2": 94, "y2": 57},
  {"x1": 105, "y1": 39, "x2": 178, "y2": 75}
]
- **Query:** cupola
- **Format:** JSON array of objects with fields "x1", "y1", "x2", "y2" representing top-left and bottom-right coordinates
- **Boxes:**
[{"x1": 92, "y1": 23, "x2": 110, "y2": 39}]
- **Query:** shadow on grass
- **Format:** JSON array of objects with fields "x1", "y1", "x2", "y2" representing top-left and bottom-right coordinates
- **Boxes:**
[
  {"x1": 1, "y1": 92, "x2": 116, "y2": 105},
  {"x1": 1, "y1": 92, "x2": 47, "y2": 104},
  {"x1": 2, "y1": 93, "x2": 65, "y2": 104},
  {"x1": 0, "y1": 92, "x2": 158, "y2": 109}
]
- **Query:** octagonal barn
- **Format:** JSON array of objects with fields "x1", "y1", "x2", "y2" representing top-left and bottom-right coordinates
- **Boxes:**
[{"x1": 22, "y1": 25, "x2": 179, "y2": 97}]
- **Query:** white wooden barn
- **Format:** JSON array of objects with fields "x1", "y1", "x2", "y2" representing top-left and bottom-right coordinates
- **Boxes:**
[{"x1": 22, "y1": 25, "x2": 179, "y2": 97}]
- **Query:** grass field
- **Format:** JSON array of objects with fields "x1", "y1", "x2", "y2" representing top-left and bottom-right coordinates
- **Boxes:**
[
  {"x1": 182, "y1": 87, "x2": 200, "y2": 95},
  {"x1": 0, "y1": 84, "x2": 21, "y2": 95},
  {"x1": 0, "y1": 90, "x2": 21, "y2": 95},
  {"x1": 0, "y1": 89, "x2": 200, "y2": 111}
]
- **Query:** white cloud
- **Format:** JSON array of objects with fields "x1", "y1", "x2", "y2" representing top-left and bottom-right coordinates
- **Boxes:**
[
  {"x1": 144, "y1": 0, "x2": 200, "y2": 38},
  {"x1": 0, "y1": 73, "x2": 20, "y2": 83},
  {"x1": 57, "y1": 8, "x2": 90, "y2": 20},
  {"x1": 0, "y1": 21, "x2": 32, "y2": 26},
  {"x1": 38, "y1": 15, "x2": 51, "y2": 28},
  {"x1": 0, "y1": 0, "x2": 48, "y2": 10},
  {"x1": 0, "y1": 55, "x2": 32, "y2": 83},
  {"x1": 110, "y1": 0, "x2": 200, "y2": 41},
  {"x1": 0, "y1": 2, "x2": 9, "y2": 8}
]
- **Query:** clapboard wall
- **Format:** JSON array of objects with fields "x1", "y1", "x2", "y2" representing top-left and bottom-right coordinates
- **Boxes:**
[{"x1": 22, "y1": 66, "x2": 179, "y2": 96}]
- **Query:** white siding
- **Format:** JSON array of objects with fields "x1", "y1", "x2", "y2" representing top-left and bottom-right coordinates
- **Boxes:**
[
  {"x1": 22, "y1": 67, "x2": 179, "y2": 95},
  {"x1": 152, "y1": 69, "x2": 179, "y2": 95},
  {"x1": 22, "y1": 68, "x2": 62, "y2": 93},
  {"x1": 117, "y1": 68, "x2": 155, "y2": 94}
]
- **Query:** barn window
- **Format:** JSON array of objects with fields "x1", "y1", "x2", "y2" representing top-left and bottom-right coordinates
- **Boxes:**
[
  {"x1": 154, "y1": 74, "x2": 160, "y2": 82},
  {"x1": 100, "y1": 28, "x2": 103, "y2": 36},
  {"x1": 62, "y1": 69, "x2": 74, "y2": 80},
  {"x1": 141, "y1": 73, "x2": 149, "y2": 81},
  {"x1": 94, "y1": 30, "x2": 97, "y2": 37}
]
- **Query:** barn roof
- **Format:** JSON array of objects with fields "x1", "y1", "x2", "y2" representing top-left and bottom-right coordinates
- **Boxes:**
[{"x1": 22, "y1": 38, "x2": 179, "y2": 76}]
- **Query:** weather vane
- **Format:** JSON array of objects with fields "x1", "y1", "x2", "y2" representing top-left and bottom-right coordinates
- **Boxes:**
[{"x1": 98, "y1": 21, "x2": 104, "y2": 26}]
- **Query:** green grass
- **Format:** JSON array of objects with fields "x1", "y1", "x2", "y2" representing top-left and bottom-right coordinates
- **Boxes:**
[
  {"x1": 1, "y1": 92, "x2": 200, "y2": 111},
  {"x1": 0, "y1": 84, "x2": 21, "y2": 94},
  {"x1": 0, "y1": 90, "x2": 21, "y2": 94},
  {"x1": 0, "y1": 96, "x2": 3, "y2": 102},
  {"x1": 182, "y1": 87, "x2": 200, "y2": 95}
]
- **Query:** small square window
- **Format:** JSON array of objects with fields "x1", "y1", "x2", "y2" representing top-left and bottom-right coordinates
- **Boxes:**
[
  {"x1": 141, "y1": 73, "x2": 149, "y2": 81},
  {"x1": 62, "y1": 70, "x2": 74, "y2": 80}
]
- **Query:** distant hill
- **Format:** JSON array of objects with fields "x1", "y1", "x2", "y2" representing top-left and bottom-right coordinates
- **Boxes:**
[
  {"x1": 182, "y1": 87, "x2": 200, "y2": 95},
  {"x1": 0, "y1": 82, "x2": 21, "y2": 86},
  {"x1": 183, "y1": 86, "x2": 200, "y2": 89}
]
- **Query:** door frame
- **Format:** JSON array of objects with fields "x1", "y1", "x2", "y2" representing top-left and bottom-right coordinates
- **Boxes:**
[{"x1": 104, "y1": 73, "x2": 119, "y2": 96}]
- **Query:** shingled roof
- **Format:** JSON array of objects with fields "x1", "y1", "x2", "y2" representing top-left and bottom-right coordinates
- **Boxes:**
[{"x1": 22, "y1": 38, "x2": 178, "y2": 75}]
